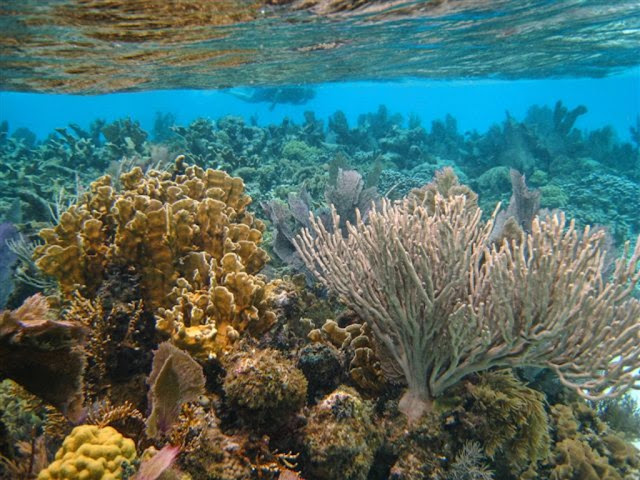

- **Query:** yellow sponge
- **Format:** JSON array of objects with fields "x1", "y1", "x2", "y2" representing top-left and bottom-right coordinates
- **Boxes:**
[{"x1": 38, "y1": 425, "x2": 136, "y2": 480}]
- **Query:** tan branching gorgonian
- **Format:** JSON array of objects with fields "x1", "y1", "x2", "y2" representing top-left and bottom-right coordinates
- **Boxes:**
[
  {"x1": 6, "y1": 235, "x2": 56, "y2": 290},
  {"x1": 87, "y1": 400, "x2": 144, "y2": 429},
  {"x1": 295, "y1": 193, "x2": 640, "y2": 421}
]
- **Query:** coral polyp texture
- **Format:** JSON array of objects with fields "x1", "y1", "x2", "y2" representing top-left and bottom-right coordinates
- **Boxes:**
[
  {"x1": 303, "y1": 386, "x2": 381, "y2": 480},
  {"x1": 37, "y1": 425, "x2": 136, "y2": 480},
  {"x1": 223, "y1": 347, "x2": 308, "y2": 423},
  {"x1": 33, "y1": 156, "x2": 275, "y2": 358}
]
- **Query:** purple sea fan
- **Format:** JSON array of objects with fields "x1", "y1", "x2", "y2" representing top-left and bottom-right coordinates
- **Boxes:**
[
  {"x1": 146, "y1": 342, "x2": 205, "y2": 438},
  {"x1": 133, "y1": 445, "x2": 180, "y2": 480}
]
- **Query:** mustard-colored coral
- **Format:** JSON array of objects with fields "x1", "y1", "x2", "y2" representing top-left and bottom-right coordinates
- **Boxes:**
[
  {"x1": 37, "y1": 425, "x2": 136, "y2": 480},
  {"x1": 34, "y1": 156, "x2": 275, "y2": 359},
  {"x1": 156, "y1": 251, "x2": 275, "y2": 359},
  {"x1": 548, "y1": 402, "x2": 639, "y2": 479},
  {"x1": 310, "y1": 319, "x2": 385, "y2": 392}
]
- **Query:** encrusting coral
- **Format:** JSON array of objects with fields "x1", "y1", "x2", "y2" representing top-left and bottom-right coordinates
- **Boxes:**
[
  {"x1": 37, "y1": 425, "x2": 136, "y2": 480},
  {"x1": 223, "y1": 347, "x2": 307, "y2": 424},
  {"x1": 33, "y1": 156, "x2": 275, "y2": 359},
  {"x1": 297, "y1": 342, "x2": 342, "y2": 400},
  {"x1": 303, "y1": 386, "x2": 381, "y2": 480},
  {"x1": 545, "y1": 402, "x2": 640, "y2": 480}
]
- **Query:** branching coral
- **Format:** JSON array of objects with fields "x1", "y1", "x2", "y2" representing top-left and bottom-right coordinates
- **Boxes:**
[
  {"x1": 295, "y1": 171, "x2": 640, "y2": 422},
  {"x1": 33, "y1": 156, "x2": 275, "y2": 359}
]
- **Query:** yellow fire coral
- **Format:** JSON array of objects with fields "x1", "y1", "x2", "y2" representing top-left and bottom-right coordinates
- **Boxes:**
[
  {"x1": 37, "y1": 425, "x2": 136, "y2": 480},
  {"x1": 34, "y1": 156, "x2": 275, "y2": 358},
  {"x1": 155, "y1": 250, "x2": 275, "y2": 359}
]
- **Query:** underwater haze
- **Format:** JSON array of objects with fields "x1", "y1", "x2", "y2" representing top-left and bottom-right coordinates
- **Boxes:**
[{"x1": 1, "y1": 1, "x2": 640, "y2": 480}]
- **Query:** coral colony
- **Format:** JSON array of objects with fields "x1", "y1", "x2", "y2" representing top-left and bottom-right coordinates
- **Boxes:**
[{"x1": 1, "y1": 104, "x2": 639, "y2": 479}]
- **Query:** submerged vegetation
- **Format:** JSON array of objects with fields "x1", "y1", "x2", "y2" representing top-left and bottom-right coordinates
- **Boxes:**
[{"x1": 0, "y1": 103, "x2": 639, "y2": 479}]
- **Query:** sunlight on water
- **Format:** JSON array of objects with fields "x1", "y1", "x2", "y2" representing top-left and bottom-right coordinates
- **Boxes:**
[{"x1": 1, "y1": 0, "x2": 639, "y2": 92}]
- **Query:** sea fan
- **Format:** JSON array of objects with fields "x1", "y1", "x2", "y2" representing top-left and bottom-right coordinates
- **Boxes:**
[
  {"x1": 146, "y1": 342, "x2": 205, "y2": 438},
  {"x1": 133, "y1": 445, "x2": 180, "y2": 480}
]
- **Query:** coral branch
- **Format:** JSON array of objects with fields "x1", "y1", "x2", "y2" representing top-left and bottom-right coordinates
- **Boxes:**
[{"x1": 295, "y1": 172, "x2": 640, "y2": 421}]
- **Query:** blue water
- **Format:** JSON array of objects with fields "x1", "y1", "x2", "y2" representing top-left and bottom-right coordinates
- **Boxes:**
[{"x1": 2, "y1": 69, "x2": 639, "y2": 141}]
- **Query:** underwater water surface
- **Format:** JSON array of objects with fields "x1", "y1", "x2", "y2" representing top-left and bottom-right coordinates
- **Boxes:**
[{"x1": 1, "y1": 1, "x2": 640, "y2": 480}]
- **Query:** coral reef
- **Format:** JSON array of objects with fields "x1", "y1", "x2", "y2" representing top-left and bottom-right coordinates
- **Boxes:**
[
  {"x1": 0, "y1": 294, "x2": 87, "y2": 420},
  {"x1": 595, "y1": 395, "x2": 640, "y2": 442},
  {"x1": 146, "y1": 342, "x2": 206, "y2": 439},
  {"x1": 65, "y1": 287, "x2": 155, "y2": 406},
  {"x1": 297, "y1": 342, "x2": 342, "y2": 400},
  {"x1": 544, "y1": 402, "x2": 640, "y2": 479},
  {"x1": 1, "y1": 105, "x2": 639, "y2": 480},
  {"x1": 446, "y1": 441, "x2": 494, "y2": 480},
  {"x1": 461, "y1": 370, "x2": 550, "y2": 473},
  {"x1": 261, "y1": 187, "x2": 316, "y2": 272},
  {"x1": 0, "y1": 379, "x2": 50, "y2": 461},
  {"x1": 0, "y1": 222, "x2": 18, "y2": 308},
  {"x1": 324, "y1": 167, "x2": 378, "y2": 232},
  {"x1": 560, "y1": 172, "x2": 640, "y2": 243},
  {"x1": 308, "y1": 317, "x2": 386, "y2": 393},
  {"x1": 296, "y1": 169, "x2": 640, "y2": 421}
]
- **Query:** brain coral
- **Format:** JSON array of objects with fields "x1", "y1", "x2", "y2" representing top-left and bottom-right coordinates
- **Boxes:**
[
  {"x1": 37, "y1": 424, "x2": 136, "y2": 480},
  {"x1": 34, "y1": 156, "x2": 275, "y2": 358}
]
